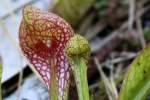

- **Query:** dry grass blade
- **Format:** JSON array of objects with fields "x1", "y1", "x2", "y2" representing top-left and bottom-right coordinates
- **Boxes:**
[
  {"x1": 128, "y1": 0, "x2": 135, "y2": 31},
  {"x1": 101, "y1": 52, "x2": 137, "y2": 67},
  {"x1": 94, "y1": 57, "x2": 118, "y2": 100},
  {"x1": 109, "y1": 62, "x2": 118, "y2": 99},
  {"x1": 136, "y1": 3, "x2": 146, "y2": 48}
]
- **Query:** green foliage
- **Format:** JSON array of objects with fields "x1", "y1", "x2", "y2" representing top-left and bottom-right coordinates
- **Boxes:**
[
  {"x1": 95, "y1": 0, "x2": 128, "y2": 18},
  {"x1": 53, "y1": 0, "x2": 94, "y2": 26},
  {"x1": 144, "y1": 27, "x2": 150, "y2": 42},
  {"x1": 119, "y1": 44, "x2": 150, "y2": 100},
  {"x1": 94, "y1": 0, "x2": 107, "y2": 17}
]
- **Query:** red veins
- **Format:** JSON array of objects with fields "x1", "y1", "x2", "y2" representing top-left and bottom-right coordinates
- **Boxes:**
[{"x1": 19, "y1": 6, "x2": 74, "y2": 98}]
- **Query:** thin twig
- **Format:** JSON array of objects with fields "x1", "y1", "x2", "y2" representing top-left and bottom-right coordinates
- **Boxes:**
[
  {"x1": 136, "y1": 3, "x2": 146, "y2": 48},
  {"x1": 93, "y1": 51, "x2": 138, "y2": 99},
  {"x1": 89, "y1": 82, "x2": 100, "y2": 90},
  {"x1": 136, "y1": 17, "x2": 146, "y2": 48},
  {"x1": 101, "y1": 52, "x2": 137, "y2": 67},
  {"x1": 85, "y1": 20, "x2": 107, "y2": 40},
  {"x1": 93, "y1": 4, "x2": 150, "y2": 60},
  {"x1": 109, "y1": 62, "x2": 118, "y2": 99},
  {"x1": 83, "y1": 0, "x2": 149, "y2": 41},
  {"x1": 94, "y1": 57, "x2": 116, "y2": 100},
  {"x1": 128, "y1": 0, "x2": 135, "y2": 31}
]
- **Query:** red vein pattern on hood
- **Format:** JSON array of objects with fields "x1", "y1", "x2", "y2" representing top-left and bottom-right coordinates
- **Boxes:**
[{"x1": 19, "y1": 6, "x2": 74, "y2": 99}]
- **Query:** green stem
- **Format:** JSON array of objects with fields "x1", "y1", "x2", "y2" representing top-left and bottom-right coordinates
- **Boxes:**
[
  {"x1": 49, "y1": 59, "x2": 58, "y2": 100},
  {"x1": 49, "y1": 74, "x2": 57, "y2": 100},
  {"x1": 65, "y1": 34, "x2": 90, "y2": 100},
  {"x1": 69, "y1": 57, "x2": 89, "y2": 100}
]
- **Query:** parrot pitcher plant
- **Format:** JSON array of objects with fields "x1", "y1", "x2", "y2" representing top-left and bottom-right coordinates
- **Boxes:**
[{"x1": 19, "y1": 6, "x2": 90, "y2": 100}]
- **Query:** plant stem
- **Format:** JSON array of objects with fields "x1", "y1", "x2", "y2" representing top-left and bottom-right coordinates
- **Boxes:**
[
  {"x1": 49, "y1": 59, "x2": 58, "y2": 100},
  {"x1": 65, "y1": 34, "x2": 90, "y2": 100},
  {"x1": 69, "y1": 57, "x2": 89, "y2": 100}
]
